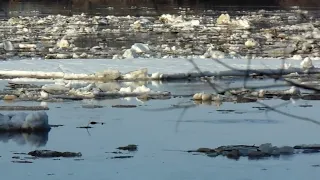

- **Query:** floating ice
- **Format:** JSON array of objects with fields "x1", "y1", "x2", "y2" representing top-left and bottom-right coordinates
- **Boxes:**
[
  {"x1": 133, "y1": 85, "x2": 150, "y2": 93},
  {"x1": 258, "y1": 143, "x2": 273, "y2": 154},
  {"x1": 18, "y1": 44, "x2": 37, "y2": 49},
  {"x1": 42, "y1": 84, "x2": 70, "y2": 94},
  {"x1": 40, "y1": 101, "x2": 48, "y2": 107},
  {"x1": 3, "y1": 41, "x2": 14, "y2": 51},
  {"x1": 131, "y1": 19, "x2": 152, "y2": 30},
  {"x1": 290, "y1": 55, "x2": 303, "y2": 60},
  {"x1": 233, "y1": 19, "x2": 251, "y2": 29},
  {"x1": 312, "y1": 28, "x2": 320, "y2": 39},
  {"x1": 0, "y1": 111, "x2": 50, "y2": 132},
  {"x1": 94, "y1": 69, "x2": 121, "y2": 80},
  {"x1": 258, "y1": 89, "x2": 266, "y2": 98},
  {"x1": 284, "y1": 86, "x2": 301, "y2": 95},
  {"x1": 193, "y1": 93, "x2": 212, "y2": 101},
  {"x1": 245, "y1": 39, "x2": 257, "y2": 48},
  {"x1": 77, "y1": 83, "x2": 95, "y2": 92},
  {"x1": 203, "y1": 47, "x2": 226, "y2": 59},
  {"x1": 40, "y1": 90, "x2": 49, "y2": 99},
  {"x1": 151, "y1": 72, "x2": 162, "y2": 80},
  {"x1": 280, "y1": 63, "x2": 292, "y2": 70},
  {"x1": 0, "y1": 114, "x2": 10, "y2": 130},
  {"x1": 56, "y1": 53, "x2": 71, "y2": 59},
  {"x1": 56, "y1": 36, "x2": 69, "y2": 49},
  {"x1": 131, "y1": 43, "x2": 150, "y2": 54},
  {"x1": 3, "y1": 95, "x2": 17, "y2": 101},
  {"x1": 159, "y1": 14, "x2": 184, "y2": 24},
  {"x1": 69, "y1": 88, "x2": 94, "y2": 97},
  {"x1": 216, "y1": 14, "x2": 231, "y2": 25},
  {"x1": 300, "y1": 57, "x2": 314, "y2": 69},
  {"x1": 216, "y1": 14, "x2": 251, "y2": 29},
  {"x1": 119, "y1": 86, "x2": 133, "y2": 93},
  {"x1": 159, "y1": 14, "x2": 200, "y2": 29},
  {"x1": 23, "y1": 112, "x2": 50, "y2": 130},
  {"x1": 96, "y1": 82, "x2": 120, "y2": 92},
  {"x1": 123, "y1": 68, "x2": 148, "y2": 80},
  {"x1": 193, "y1": 93, "x2": 203, "y2": 100},
  {"x1": 278, "y1": 146, "x2": 294, "y2": 155},
  {"x1": 123, "y1": 49, "x2": 138, "y2": 59},
  {"x1": 201, "y1": 93, "x2": 212, "y2": 101}
]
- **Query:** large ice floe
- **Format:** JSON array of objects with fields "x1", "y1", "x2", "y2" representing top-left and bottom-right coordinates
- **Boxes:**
[
  {"x1": 0, "y1": 56, "x2": 319, "y2": 103},
  {"x1": 0, "y1": 111, "x2": 50, "y2": 132},
  {"x1": 0, "y1": 57, "x2": 318, "y2": 82}
]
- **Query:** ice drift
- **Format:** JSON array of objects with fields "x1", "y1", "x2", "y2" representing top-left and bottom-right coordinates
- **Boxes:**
[{"x1": 0, "y1": 111, "x2": 50, "y2": 132}]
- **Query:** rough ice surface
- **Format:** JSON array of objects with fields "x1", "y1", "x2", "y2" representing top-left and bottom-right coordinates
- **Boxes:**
[
  {"x1": 0, "y1": 58, "x2": 318, "y2": 80},
  {"x1": 1, "y1": 9, "x2": 320, "y2": 61},
  {"x1": 216, "y1": 13, "x2": 251, "y2": 29},
  {"x1": 123, "y1": 68, "x2": 148, "y2": 80},
  {"x1": 0, "y1": 111, "x2": 50, "y2": 131},
  {"x1": 122, "y1": 43, "x2": 150, "y2": 59}
]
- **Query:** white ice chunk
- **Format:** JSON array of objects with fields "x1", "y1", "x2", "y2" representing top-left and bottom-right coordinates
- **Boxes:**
[
  {"x1": 216, "y1": 14, "x2": 231, "y2": 24},
  {"x1": 9, "y1": 112, "x2": 28, "y2": 129},
  {"x1": 245, "y1": 39, "x2": 257, "y2": 48},
  {"x1": 290, "y1": 55, "x2": 303, "y2": 60},
  {"x1": 300, "y1": 57, "x2": 314, "y2": 69},
  {"x1": 123, "y1": 49, "x2": 138, "y2": 59},
  {"x1": 151, "y1": 72, "x2": 162, "y2": 79},
  {"x1": 96, "y1": 82, "x2": 120, "y2": 92},
  {"x1": 216, "y1": 13, "x2": 250, "y2": 29},
  {"x1": 123, "y1": 68, "x2": 148, "y2": 80},
  {"x1": 133, "y1": 85, "x2": 151, "y2": 93},
  {"x1": 0, "y1": 112, "x2": 50, "y2": 131},
  {"x1": 119, "y1": 86, "x2": 132, "y2": 93},
  {"x1": 3, "y1": 41, "x2": 14, "y2": 51},
  {"x1": 40, "y1": 90, "x2": 49, "y2": 99},
  {"x1": 284, "y1": 86, "x2": 301, "y2": 95},
  {"x1": 23, "y1": 111, "x2": 49, "y2": 130},
  {"x1": 56, "y1": 36, "x2": 69, "y2": 48},
  {"x1": 131, "y1": 43, "x2": 150, "y2": 53},
  {"x1": 42, "y1": 84, "x2": 70, "y2": 93}
]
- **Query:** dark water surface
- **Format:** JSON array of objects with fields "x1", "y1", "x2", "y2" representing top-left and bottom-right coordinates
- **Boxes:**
[
  {"x1": 1, "y1": 96, "x2": 320, "y2": 179},
  {"x1": 1, "y1": 0, "x2": 320, "y2": 18}
]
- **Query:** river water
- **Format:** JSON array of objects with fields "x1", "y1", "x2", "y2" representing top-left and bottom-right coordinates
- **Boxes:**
[{"x1": 1, "y1": 1, "x2": 320, "y2": 179}]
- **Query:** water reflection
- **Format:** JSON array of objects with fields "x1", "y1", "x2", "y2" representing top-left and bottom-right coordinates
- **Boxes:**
[
  {"x1": 0, "y1": 131, "x2": 49, "y2": 147},
  {"x1": 1, "y1": 0, "x2": 320, "y2": 18}
]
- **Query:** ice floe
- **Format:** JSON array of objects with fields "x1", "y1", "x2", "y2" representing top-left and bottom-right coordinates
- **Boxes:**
[{"x1": 0, "y1": 112, "x2": 50, "y2": 132}]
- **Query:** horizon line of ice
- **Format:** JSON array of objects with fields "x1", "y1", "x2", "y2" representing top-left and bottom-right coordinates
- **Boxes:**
[
  {"x1": 0, "y1": 67, "x2": 316, "y2": 81},
  {"x1": 0, "y1": 57, "x2": 317, "y2": 81}
]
